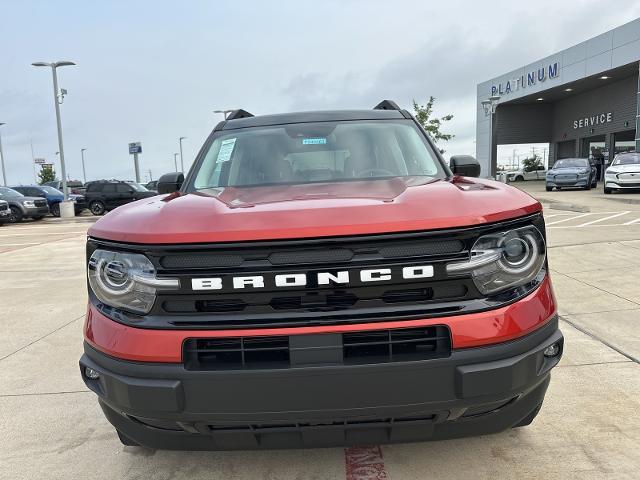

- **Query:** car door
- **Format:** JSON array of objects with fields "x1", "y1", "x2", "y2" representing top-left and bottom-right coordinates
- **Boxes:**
[
  {"x1": 523, "y1": 167, "x2": 535, "y2": 181},
  {"x1": 116, "y1": 183, "x2": 136, "y2": 206},
  {"x1": 536, "y1": 165, "x2": 547, "y2": 180},
  {"x1": 100, "y1": 184, "x2": 118, "y2": 208}
]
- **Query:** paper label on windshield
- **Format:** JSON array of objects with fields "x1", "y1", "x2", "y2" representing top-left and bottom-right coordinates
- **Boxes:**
[
  {"x1": 302, "y1": 137, "x2": 327, "y2": 145},
  {"x1": 217, "y1": 138, "x2": 237, "y2": 162}
]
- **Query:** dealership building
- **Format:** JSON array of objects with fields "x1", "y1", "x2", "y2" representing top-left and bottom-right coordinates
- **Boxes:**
[{"x1": 476, "y1": 17, "x2": 640, "y2": 177}]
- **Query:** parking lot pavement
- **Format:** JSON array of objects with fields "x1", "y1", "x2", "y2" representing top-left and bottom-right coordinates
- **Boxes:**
[{"x1": 1, "y1": 194, "x2": 639, "y2": 480}]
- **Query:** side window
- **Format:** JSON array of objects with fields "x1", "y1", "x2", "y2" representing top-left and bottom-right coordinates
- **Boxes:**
[
  {"x1": 86, "y1": 183, "x2": 100, "y2": 192},
  {"x1": 30, "y1": 188, "x2": 43, "y2": 196},
  {"x1": 116, "y1": 184, "x2": 132, "y2": 193},
  {"x1": 102, "y1": 184, "x2": 116, "y2": 193}
]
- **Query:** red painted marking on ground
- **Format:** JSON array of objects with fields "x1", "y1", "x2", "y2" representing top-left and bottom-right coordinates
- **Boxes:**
[{"x1": 345, "y1": 446, "x2": 388, "y2": 480}]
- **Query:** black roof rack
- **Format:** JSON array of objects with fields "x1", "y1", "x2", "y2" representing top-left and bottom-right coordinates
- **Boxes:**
[
  {"x1": 226, "y1": 109, "x2": 254, "y2": 121},
  {"x1": 373, "y1": 100, "x2": 401, "y2": 111}
]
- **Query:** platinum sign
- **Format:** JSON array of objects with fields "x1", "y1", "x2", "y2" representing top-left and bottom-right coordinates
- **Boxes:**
[{"x1": 491, "y1": 62, "x2": 559, "y2": 96}]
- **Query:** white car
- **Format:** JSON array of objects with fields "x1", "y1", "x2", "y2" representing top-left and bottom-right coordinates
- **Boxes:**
[
  {"x1": 604, "y1": 152, "x2": 640, "y2": 194},
  {"x1": 507, "y1": 165, "x2": 547, "y2": 182}
]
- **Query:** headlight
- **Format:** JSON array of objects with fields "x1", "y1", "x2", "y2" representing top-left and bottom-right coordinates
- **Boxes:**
[
  {"x1": 605, "y1": 171, "x2": 617, "y2": 177},
  {"x1": 446, "y1": 225, "x2": 546, "y2": 295},
  {"x1": 23, "y1": 200, "x2": 36, "y2": 208},
  {"x1": 88, "y1": 249, "x2": 179, "y2": 314},
  {"x1": 579, "y1": 169, "x2": 590, "y2": 175}
]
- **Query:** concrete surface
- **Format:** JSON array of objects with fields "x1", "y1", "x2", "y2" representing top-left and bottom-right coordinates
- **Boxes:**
[{"x1": 1, "y1": 186, "x2": 639, "y2": 479}]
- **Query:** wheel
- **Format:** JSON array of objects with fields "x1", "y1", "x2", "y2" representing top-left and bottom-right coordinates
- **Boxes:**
[
  {"x1": 51, "y1": 202, "x2": 60, "y2": 217},
  {"x1": 513, "y1": 402, "x2": 543, "y2": 428},
  {"x1": 515, "y1": 176, "x2": 524, "y2": 182},
  {"x1": 545, "y1": 186, "x2": 553, "y2": 192},
  {"x1": 89, "y1": 200, "x2": 106, "y2": 216},
  {"x1": 8, "y1": 206, "x2": 23, "y2": 223},
  {"x1": 116, "y1": 430, "x2": 140, "y2": 447},
  {"x1": 32, "y1": 216, "x2": 45, "y2": 221},
  {"x1": 604, "y1": 187, "x2": 612, "y2": 194}
]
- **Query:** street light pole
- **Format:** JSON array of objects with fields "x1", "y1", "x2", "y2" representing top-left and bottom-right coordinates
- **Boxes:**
[
  {"x1": 481, "y1": 95, "x2": 500, "y2": 178},
  {"x1": 179, "y1": 136, "x2": 186, "y2": 173},
  {"x1": 0, "y1": 123, "x2": 7, "y2": 186},
  {"x1": 81, "y1": 148, "x2": 87, "y2": 183},
  {"x1": 174, "y1": 153, "x2": 179, "y2": 172},
  {"x1": 32, "y1": 61, "x2": 76, "y2": 201}
]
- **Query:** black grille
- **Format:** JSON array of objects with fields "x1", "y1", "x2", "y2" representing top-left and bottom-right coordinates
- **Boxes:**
[
  {"x1": 34, "y1": 199, "x2": 47, "y2": 207},
  {"x1": 91, "y1": 213, "x2": 545, "y2": 329},
  {"x1": 183, "y1": 326, "x2": 451, "y2": 370}
]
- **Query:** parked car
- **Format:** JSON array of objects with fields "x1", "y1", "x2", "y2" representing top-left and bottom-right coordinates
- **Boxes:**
[
  {"x1": 545, "y1": 158, "x2": 597, "y2": 191},
  {"x1": 507, "y1": 164, "x2": 546, "y2": 182},
  {"x1": 604, "y1": 152, "x2": 640, "y2": 194},
  {"x1": 84, "y1": 180, "x2": 156, "y2": 215},
  {"x1": 0, "y1": 199, "x2": 10, "y2": 225},
  {"x1": 43, "y1": 180, "x2": 85, "y2": 195},
  {"x1": 80, "y1": 102, "x2": 563, "y2": 449},
  {"x1": 0, "y1": 187, "x2": 49, "y2": 222},
  {"x1": 144, "y1": 180, "x2": 158, "y2": 192},
  {"x1": 11, "y1": 185, "x2": 86, "y2": 216}
]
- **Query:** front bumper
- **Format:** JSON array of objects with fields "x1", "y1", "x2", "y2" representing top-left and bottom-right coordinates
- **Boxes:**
[
  {"x1": 23, "y1": 206, "x2": 50, "y2": 218},
  {"x1": 546, "y1": 175, "x2": 590, "y2": 187},
  {"x1": 605, "y1": 179, "x2": 640, "y2": 190},
  {"x1": 80, "y1": 317, "x2": 562, "y2": 450}
]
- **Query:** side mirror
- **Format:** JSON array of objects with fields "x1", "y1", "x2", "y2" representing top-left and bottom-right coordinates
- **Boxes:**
[
  {"x1": 449, "y1": 155, "x2": 481, "y2": 177},
  {"x1": 157, "y1": 172, "x2": 184, "y2": 194}
]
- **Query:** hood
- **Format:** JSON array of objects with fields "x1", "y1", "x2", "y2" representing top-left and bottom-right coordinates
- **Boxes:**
[
  {"x1": 88, "y1": 177, "x2": 542, "y2": 244},
  {"x1": 607, "y1": 164, "x2": 640, "y2": 174}
]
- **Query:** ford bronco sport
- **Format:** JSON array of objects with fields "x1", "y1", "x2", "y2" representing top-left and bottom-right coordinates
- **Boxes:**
[{"x1": 80, "y1": 101, "x2": 563, "y2": 450}]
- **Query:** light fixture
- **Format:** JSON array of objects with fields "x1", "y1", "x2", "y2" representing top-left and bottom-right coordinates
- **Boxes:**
[
  {"x1": 599, "y1": 75, "x2": 610, "y2": 80},
  {"x1": 536, "y1": 97, "x2": 544, "y2": 101},
  {"x1": 564, "y1": 88, "x2": 573, "y2": 92},
  {"x1": 543, "y1": 343, "x2": 561, "y2": 358}
]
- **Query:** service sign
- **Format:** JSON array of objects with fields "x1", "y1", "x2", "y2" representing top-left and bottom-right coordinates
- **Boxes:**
[
  {"x1": 34, "y1": 157, "x2": 46, "y2": 164},
  {"x1": 128, "y1": 142, "x2": 142, "y2": 154}
]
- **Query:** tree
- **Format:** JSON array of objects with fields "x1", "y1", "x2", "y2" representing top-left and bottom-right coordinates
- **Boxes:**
[
  {"x1": 38, "y1": 165, "x2": 57, "y2": 184},
  {"x1": 522, "y1": 155, "x2": 542, "y2": 172},
  {"x1": 412, "y1": 96, "x2": 454, "y2": 149}
]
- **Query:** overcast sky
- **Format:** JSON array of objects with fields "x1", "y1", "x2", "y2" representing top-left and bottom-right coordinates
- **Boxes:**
[{"x1": 1, "y1": 0, "x2": 640, "y2": 184}]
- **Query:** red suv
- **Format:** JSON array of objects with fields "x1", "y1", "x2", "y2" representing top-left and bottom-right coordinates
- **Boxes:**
[{"x1": 80, "y1": 101, "x2": 562, "y2": 450}]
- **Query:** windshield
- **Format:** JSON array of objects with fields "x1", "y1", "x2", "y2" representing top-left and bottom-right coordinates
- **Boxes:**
[
  {"x1": 612, "y1": 154, "x2": 640, "y2": 166},
  {"x1": 0, "y1": 187, "x2": 24, "y2": 198},
  {"x1": 127, "y1": 182, "x2": 149, "y2": 192},
  {"x1": 553, "y1": 159, "x2": 588, "y2": 169},
  {"x1": 40, "y1": 186, "x2": 63, "y2": 195},
  {"x1": 191, "y1": 120, "x2": 445, "y2": 190}
]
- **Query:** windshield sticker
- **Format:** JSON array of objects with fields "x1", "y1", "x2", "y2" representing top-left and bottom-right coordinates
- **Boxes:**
[
  {"x1": 217, "y1": 138, "x2": 237, "y2": 162},
  {"x1": 302, "y1": 138, "x2": 327, "y2": 145}
]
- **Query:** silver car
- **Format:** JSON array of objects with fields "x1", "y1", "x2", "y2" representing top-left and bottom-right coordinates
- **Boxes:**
[
  {"x1": 545, "y1": 158, "x2": 597, "y2": 191},
  {"x1": 604, "y1": 152, "x2": 640, "y2": 194}
]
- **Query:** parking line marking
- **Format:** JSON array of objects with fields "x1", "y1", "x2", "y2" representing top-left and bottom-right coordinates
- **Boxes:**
[
  {"x1": 0, "y1": 231, "x2": 87, "y2": 237},
  {"x1": 623, "y1": 217, "x2": 640, "y2": 225},
  {"x1": 575, "y1": 211, "x2": 630, "y2": 227},
  {"x1": 545, "y1": 213, "x2": 591, "y2": 225},
  {"x1": 345, "y1": 446, "x2": 387, "y2": 480},
  {"x1": 0, "y1": 242, "x2": 41, "y2": 246}
]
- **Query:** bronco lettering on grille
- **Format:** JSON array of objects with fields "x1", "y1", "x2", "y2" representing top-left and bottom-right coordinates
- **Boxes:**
[{"x1": 191, "y1": 265, "x2": 434, "y2": 291}]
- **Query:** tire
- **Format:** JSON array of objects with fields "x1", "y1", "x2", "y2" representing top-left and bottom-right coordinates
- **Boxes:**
[
  {"x1": 545, "y1": 186, "x2": 553, "y2": 192},
  {"x1": 585, "y1": 182, "x2": 591, "y2": 190},
  {"x1": 116, "y1": 430, "x2": 140, "y2": 447},
  {"x1": 515, "y1": 176, "x2": 524, "y2": 182},
  {"x1": 51, "y1": 202, "x2": 60, "y2": 217},
  {"x1": 604, "y1": 187, "x2": 612, "y2": 194},
  {"x1": 8, "y1": 206, "x2": 23, "y2": 223},
  {"x1": 513, "y1": 402, "x2": 543, "y2": 428},
  {"x1": 89, "y1": 200, "x2": 106, "y2": 216}
]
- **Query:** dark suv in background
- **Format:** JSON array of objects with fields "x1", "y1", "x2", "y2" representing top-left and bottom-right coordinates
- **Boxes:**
[{"x1": 84, "y1": 180, "x2": 156, "y2": 215}]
